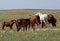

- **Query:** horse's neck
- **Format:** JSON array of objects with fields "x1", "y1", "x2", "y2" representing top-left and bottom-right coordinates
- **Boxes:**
[
  {"x1": 39, "y1": 14, "x2": 43, "y2": 16},
  {"x1": 42, "y1": 14, "x2": 48, "y2": 16}
]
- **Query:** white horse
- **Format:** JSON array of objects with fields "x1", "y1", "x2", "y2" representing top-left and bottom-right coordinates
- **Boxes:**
[{"x1": 35, "y1": 12, "x2": 48, "y2": 28}]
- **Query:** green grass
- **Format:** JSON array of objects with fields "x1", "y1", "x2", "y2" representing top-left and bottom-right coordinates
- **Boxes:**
[
  {"x1": 0, "y1": 9, "x2": 60, "y2": 41},
  {"x1": 0, "y1": 30, "x2": 60, "y2": 41}
]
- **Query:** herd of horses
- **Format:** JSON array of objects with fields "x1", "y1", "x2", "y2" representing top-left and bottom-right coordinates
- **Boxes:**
[{"x1": 2, "y1": 13, "x2": 57, "y2": 32}]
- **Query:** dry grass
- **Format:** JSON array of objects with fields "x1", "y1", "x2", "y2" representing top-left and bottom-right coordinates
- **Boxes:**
[{"x1": 0, "y1": 9, "x2": 60, "y2": 41}]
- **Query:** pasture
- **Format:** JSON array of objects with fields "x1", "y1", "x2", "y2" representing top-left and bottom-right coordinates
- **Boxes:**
[{"x1": 0, "y1": 9, "x2": 60, "y2": 41}]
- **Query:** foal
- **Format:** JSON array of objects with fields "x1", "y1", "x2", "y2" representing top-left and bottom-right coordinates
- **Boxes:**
[{"x1": 2, "y1": 20, "x2": 16, "y2": 30}]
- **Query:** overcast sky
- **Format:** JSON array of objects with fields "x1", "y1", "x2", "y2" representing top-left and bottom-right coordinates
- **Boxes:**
[{"x1": 0, "y1": 0, "x2": 60, "y2": 10}]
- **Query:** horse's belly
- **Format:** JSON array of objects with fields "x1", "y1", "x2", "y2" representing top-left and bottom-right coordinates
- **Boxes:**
[
  {"x1": 40, "y1": 16, "x2": 45, "y2": 20},
  {"x1": 40, "y1": 15, "x2": 47, "y2": 21},
  {"x1": 6, "y1": 25, "x2": 10, "y2": 27},
  {"x1": 40, "y1": 18, "x2": 44, "y2": 21}
]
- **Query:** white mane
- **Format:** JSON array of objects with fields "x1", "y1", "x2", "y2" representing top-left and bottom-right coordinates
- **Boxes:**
[{"x1": 35, "y1": 12, "x2": 42, "y2": 16}]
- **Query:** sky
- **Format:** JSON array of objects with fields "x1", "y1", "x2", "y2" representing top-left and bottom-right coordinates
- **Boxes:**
[{"x1": 0, "y1": 0, "x2": 60, "y2": 10}]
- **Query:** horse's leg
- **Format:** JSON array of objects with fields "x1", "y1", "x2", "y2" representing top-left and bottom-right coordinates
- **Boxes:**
[
  {"x1": 52, "y1": 23, "x2": 56, "y2": 27},
  {"x1": 52, "y1": 19, "x2": 56, "y2": 27},
  {"x1": 16, "y1": 25, "x2": 18, "y2": 31},
  {"x1": 26, "y1": 25, "x2": 28, "y2": 31},
  {"x1": 32, "y1": 24, "x2": 35, "y2": 31},
  {"x1": 23, "y1": 27, "x2": 26, "y2": 31},
  {"x1": 40, "y1": 20, "x2": 44, "y2": 28},
  {"x1": 16, "y1": 24, "x2": 21, "y2": 32},
  {"x1": 28, "y1": 23, "x2": 30, "y2": 30},
  {"x1": 17, "y1": 26, "x2": 21, "y2": 32},
  {"x1": 17, "y1": 26, "x2": 19, "y2": 32},
  {"x1": 10, "y1": 25, "x2": 13, "y2": 30},
  {"x1": 28, "y1": 21, "x2": 32, "y2": 30},
  {"x1": 35, "y1": 19, "x2": 39, "y2": 25},
  {"x1": 15, "y1": 23, "x2": 20, "y2": 32},
  {"x1": 2, "y1": 25, "x2": 5, "y2": 30},
  {"x1": 23, "y1": 25, "x2": 27, "y2": 31},
  {"x1": 2, "y1": 22, "x2": 5, "y2": 30},
  {"x1": 16, "y1": 24, "x2": 19, "y2": 32},
  {"x1": 54, "y1": 23, "x2": 56, "y2": 27},
  {"x1": 42, "y1": 22, "x2": 44, "y2": 28},
  {"x1": 10, "y1": 23, "x2": 14, "y2": 30},
  {"x1": 43, "y1": 20, "x2": 47, "y2": 28}
]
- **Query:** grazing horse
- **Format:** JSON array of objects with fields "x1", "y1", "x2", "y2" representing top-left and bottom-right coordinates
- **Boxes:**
[
  {"x1": 2, "y1": 20, "x2": 16, "y2": 30},
  {"x1": 35, "y1": 12, "x2": 48, "y2": 28},
  {"x1": 15, "y1": 18, "x2": 30, "y2": 32},
  {"x1": 29, "y1": 15, "x2": 39, "y2": 30},
  {"x1": 47, "y1": 14, "x2": 57, "y2": 27}
]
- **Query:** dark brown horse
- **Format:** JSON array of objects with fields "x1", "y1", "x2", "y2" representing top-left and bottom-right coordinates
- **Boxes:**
[
  {"x1": 2, "y1": 20, "x2": 16, "y2": 30},
  {"x1": 36, "y1": 14, "x2": 57, "y2": 27},
  {"x1": 15, "y1": 18, "x2": 30, "y2": 32},
  {"x1": 47, "y1": 14, "x2": 57, "y2": 27}
]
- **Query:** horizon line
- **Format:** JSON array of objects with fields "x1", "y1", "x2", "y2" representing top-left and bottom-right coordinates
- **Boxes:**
[{"x1": 0, "y1": 8, "x2": 60, "y2": 10}]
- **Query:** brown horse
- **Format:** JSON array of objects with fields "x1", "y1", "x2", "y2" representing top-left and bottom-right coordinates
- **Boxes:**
[
  {"x1": 29, "y1": 15, "x2": 39, "y2": 30},
  {"x1": 2, "y1": 20, "x2": 16, "y2": 30},
  {"x1": 15, "y1": 18, "x2": 30, "y2": 32},
  {"x1": 47, "y1": 14, "x2": 57, "y2": 27}
]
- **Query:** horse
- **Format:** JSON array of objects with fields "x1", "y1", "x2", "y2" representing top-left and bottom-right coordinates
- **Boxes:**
[
  {"x1": 47, "y1": 14, "x2": 57, "y2": 27},
  {"x1": 35, "y1": 13, "x2": 57, "y2": 27},
  {"x1": 15, "y1": 18, "x2": 30, "y2": 32},
  {"x1": 2, "y1": 20, "x2": 16, "y2": 30},
  {"x1": 16, "y1": 15, "x2": 39, "y2": 31},
  {"x1": 35, "y1": 12, "x2": 48, "y2": 28},
  {"x1": 29, "y1": 15, "x2": 39, "y2": 30}
]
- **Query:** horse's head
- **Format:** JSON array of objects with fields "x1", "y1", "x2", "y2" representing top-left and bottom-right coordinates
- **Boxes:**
[
  {"x1": 35, "y1": 11, "x2": 43, "y2": 15},
  {"x1": 48, "y1": 14, "x2": 54, "y2": 20},
  {"x1": 11, "y1": 19, "x2": 16, "y2": 23},
  {"x1": 36, "y1": 16, "x2": 41, "y2": 24}
]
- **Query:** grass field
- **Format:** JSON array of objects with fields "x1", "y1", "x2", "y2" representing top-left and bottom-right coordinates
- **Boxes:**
[
  {"x1": 0, "y1": 30, "x2": 60, "y2": 41},
  {"x1": 0, "y1": 9, "x2": 60, "y2": 41}
]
